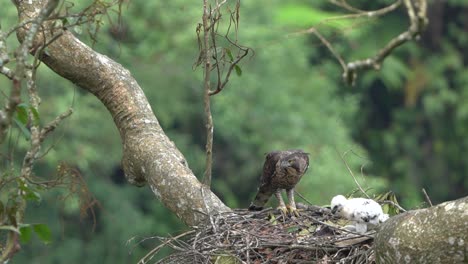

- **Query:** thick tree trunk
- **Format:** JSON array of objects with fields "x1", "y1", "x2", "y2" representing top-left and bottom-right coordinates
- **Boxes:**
[
  {"x1": 13, "y1": 0, "x2": 230, "y2": 226},
  {"x1": 375, "y1": 196, "x2": 468, "y2": 263}
]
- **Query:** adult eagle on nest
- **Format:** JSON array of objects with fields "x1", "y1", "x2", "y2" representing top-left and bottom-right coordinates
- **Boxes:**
[{"x1": 248, "y1": 149, "x2": 309, "y2": 216}]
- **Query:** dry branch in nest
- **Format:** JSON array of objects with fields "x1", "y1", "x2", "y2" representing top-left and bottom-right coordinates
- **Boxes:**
[{"x1": 140, "y1": 205, "x2": 380, "y2": 264}]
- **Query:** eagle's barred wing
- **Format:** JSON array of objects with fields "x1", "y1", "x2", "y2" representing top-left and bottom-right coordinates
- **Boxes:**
[
  {"x1": 248, "y1": 151, "x2": 282, "y2": 210},
  {"x1": 303, "y1": 152, "x2": 310, "y2": 173},
  {"x1": 260, "y1": 151, "x2": 282, "y2": 187},
  {"x1": 249, "y1": 149, "x2": 310, "y2": 213}
]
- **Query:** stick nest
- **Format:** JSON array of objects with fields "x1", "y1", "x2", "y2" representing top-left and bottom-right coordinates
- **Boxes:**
[{"x1": 144, "y1": 205, "x2": 377, "y2": 264}]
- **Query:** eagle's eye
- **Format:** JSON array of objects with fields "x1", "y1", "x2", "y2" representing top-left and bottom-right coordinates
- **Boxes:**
[{"x1": 288, "y1": 159, "x2": 294, "y2": 164}]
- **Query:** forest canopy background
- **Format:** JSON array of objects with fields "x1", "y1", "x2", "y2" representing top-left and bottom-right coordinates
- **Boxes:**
[{"x1": 1, "y1": 0, "x2": 467, "y2": 263}]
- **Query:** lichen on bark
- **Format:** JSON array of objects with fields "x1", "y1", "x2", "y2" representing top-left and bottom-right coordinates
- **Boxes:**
[{"x1": 375, "y1": 196, "x2": 468, "y2": 264}]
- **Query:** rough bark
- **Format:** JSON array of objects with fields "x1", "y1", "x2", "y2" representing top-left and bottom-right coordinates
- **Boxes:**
[
  {"x1": 13, "y1": 0, "x2": 230, "y2": 226},
  {"x1": 375, "y1": 196, "x2": 468, "y2": 264}
]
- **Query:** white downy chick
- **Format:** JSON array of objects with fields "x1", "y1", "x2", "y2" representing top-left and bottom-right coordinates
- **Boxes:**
[{"x1": 331, "y1": 195, "x2": 389, "y2": 234}]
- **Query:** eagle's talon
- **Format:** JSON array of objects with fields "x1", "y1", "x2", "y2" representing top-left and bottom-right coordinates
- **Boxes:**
[
  {"x1": 287, "y1": 206, "x2": 300, "y2": 217},
  {"x1": 276, "y1": 206, "x2": 288, "y2": 217}
]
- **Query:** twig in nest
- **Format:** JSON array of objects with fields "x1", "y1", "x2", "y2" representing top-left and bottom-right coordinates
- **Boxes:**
[
  {"x1": 146, "y1": 208, "x2": 380, "y2": 263},
  {"x1": 337, "y1": 149, "x2": 370, "y2": 199},
  {"x1": 380, "y1": 200, "x2": 407, "y2": 213},
  {"x1": 294, "y1": 190, "x2": 314, "y2": 205},
  {"x1": 137, "y1": 230, "x2": 196, "y2": 264}
]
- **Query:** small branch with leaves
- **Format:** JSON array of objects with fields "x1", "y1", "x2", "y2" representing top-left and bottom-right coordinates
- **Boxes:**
[
  {"x1": 196, "y1": 0, "x2": 250, "y2": 187},
  {"x1": 201, "y1": 0, "x2": 214, "y2": 187}
]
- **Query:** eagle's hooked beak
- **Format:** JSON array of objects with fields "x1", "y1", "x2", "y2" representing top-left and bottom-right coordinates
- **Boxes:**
[{"x1": 280, "y1": 160, "x2": 290, "y2": 168}]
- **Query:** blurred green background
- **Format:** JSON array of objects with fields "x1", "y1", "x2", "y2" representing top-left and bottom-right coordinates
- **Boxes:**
[{"x1": 1, "y1": 0, "x2": 467, "y2": 263}]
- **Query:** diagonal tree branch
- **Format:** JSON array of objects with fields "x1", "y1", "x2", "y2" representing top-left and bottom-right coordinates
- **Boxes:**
[
  {"x1": 13, "y1": 0, "x2": 230, "y2": 226},
  {"x1": 342, "y1": 0, "x2": 428, "y2": 85}
]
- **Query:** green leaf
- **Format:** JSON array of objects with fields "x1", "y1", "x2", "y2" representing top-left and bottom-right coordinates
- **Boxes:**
[
  {"x1": 298, "y1": 228, "x2": 310, "y2": 236},
  {"x1": 234, "y1": 65, "x2": 242, "y2": 76},
  {"x1": 13, "y1": 118, "x2": 31, "y2": 140},
  {"x1": 16, "y1": 103, "x2": 28, "y2": 125},
  {"x1": 33, "y1": 224, "x2": 52, "y2": 244},
  {"x1": 211, "y1": 254, "x2": 239, "y2": 264},
  {"x1": 268, "y1": 213, "x2": 278, "y2": 225},
  {"x1": 19, "y1": 225, "x2": 33, "y2": 243},
  {"x1": 30, "y1": 106, "x2": 40, "y2": 126},
  {"x1": 375, "y1": 191, "x2": 402, "y2": 215},
  {"x1": 286, "y1": 226, "x2": 300, "y2": 233},
  {"x1": 24, "y1": 190, "x2": 42, "y2": 202},
  {"x1": 225, "y1": 48, "x2": 234, "y2": 61},
  {"x1": 74, "y1": 25, "x2": 83, "y2": 35},
  {"x1": 18, "y1": 181, "x2": 42, "y2": 202},
  {"x1": 380, "y1": 57, "x2": 409, "y2": 89}
]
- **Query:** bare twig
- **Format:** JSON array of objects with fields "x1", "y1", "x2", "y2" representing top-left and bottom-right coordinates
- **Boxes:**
[
  {"x1": 380, "y1": 200, "x2": 407, "y2": 213},
  {"x1": 0, "y1": 232, "x2": 21, "y2": 262},
  {"x1": 201, "y1": 0, "x2": 214, "y2": 187},
  {"x1": 0, "y1": 66, "x2": 13, "y2": 79},
  {"x1": 137, "y1": 230, "x2": 196, "y2": 264},
  {"x1": 21, "y1": 108, "x2": 73, "y2": 181},
  {"x1": 342, "y1": 0, "x2": 428, "y2": 85},
  {"x1": 289, "y1": 0, "x2": 427, "y2": 86},
  {"x1": 294, "y1": 190, "x2": 314, "y2": 205},
  {"x1": 0, "y1": 27, "x2": 13, "y2": 80},
  {"x1": 422, "y1": 188, "x2": 433, "y2": 207},
  {"x1": 329, "y1": 0, "x2": 402, "y2": 15},
  {"x1": 338, "y1": 149, "x2": 370, "y2": 198},
  {"x1": 288, "y1": 0, "x2": 403, "y2": 75}
]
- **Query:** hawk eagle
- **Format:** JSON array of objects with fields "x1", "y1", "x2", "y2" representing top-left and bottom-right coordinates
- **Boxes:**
[
  {"x1": 331, "y1": 195, "x2": 389, "y2": 233},
  {"x1": 248, "y1": 149, "x2": 309, "y2": 216}
]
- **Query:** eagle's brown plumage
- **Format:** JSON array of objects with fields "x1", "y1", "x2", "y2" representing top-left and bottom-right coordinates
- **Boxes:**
[{"x1": 248, "y1": 149, "x2": 309, "y2": 215}]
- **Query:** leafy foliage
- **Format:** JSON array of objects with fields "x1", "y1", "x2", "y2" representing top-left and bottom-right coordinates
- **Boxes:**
[{"x1": 1, "y1": 0, "x2": 467, "y2": 263}]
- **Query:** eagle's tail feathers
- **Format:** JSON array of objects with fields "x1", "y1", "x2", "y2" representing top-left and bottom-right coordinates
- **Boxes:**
[{"x1": 248, "y1": 187, "x2": 274, "y2": 211}]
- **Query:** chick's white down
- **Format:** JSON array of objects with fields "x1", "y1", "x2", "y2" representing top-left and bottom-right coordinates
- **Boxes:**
[{"x1": 331, "y1": 195, "x2": 389, "y2": 233}]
